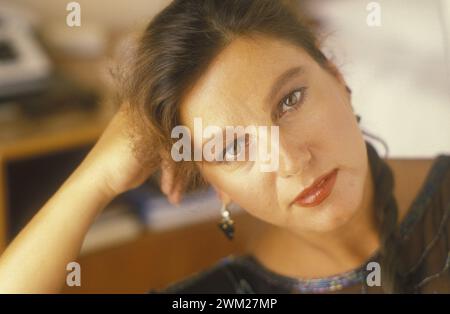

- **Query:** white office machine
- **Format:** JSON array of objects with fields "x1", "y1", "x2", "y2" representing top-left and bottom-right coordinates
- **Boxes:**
[{"x1": 0, "y1": 4, "x2": 52, "y2": 99}]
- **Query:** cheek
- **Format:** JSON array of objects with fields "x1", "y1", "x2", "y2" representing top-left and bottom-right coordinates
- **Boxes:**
[
  {"x1": 302, "y1": 75, "x2": 364, "y2": 169},
  {"x1": 309, "y1": 86, "x2": 352, "y2": 138},
  {"x1": 281, "y1": 84, "x2": 354, "y2": 149},
  {"x1": 318, "y1": 88, "x2": 366, "y2": 171},
  {"x1": 202, "y1": 167, "x2": 285, "y2": 224}
]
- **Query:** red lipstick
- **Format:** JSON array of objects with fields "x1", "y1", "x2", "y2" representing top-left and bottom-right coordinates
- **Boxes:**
[{"x1": 293, "y1": 168, "x2": 338, "y2": 207}]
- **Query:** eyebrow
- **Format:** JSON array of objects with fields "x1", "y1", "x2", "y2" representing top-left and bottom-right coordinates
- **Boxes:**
[{"x1": 265, "y1": 66, "x2": 305, "y2": 107}]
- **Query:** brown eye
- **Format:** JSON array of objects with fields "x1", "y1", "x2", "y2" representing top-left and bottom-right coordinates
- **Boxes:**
[
  {"x1": 221, "y1": 134, "x2": 253, "y2": 163},
  {"x1": 278, "y1": 88, "x2": 307, "y2": 118},
  {"x1": 223, "y1": 138, "x2": 244, "y2": 161}
]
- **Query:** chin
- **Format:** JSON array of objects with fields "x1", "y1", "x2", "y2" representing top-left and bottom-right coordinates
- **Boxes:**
[
  {"x1": 297, "y1": 175, "x2": 365, "y2": 233},
  {"x1": 316, "y1": 177, "x2": 366, "y2": 232},
  {"x1": 318, "y1": 203, "x2": 359, "y2": 232}
]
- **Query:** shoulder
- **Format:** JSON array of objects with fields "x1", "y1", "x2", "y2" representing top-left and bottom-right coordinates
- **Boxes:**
[
  {"x1": 396, "y1": 154, "x2": 450, "y2": 292},
  {"x1": 150, "y1": 255, "x2": 254, "y2": 294},
  {"x1": 398, "y1": 153, "x2": 450, "y2": 238},
  {"x1": 387, "y1": 154, "x2": 449, "y2": 223}
]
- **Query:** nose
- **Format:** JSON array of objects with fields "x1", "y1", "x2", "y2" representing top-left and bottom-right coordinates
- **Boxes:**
[{"x1": 278, "y1": 142, "x2": 312, "y2": 178}]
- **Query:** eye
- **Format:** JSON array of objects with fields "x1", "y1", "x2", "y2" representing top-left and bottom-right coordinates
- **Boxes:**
[
  {"x1": 277, "y1": 87, "x2": 308, "y2": 119},
  {"x1": 218, "y1": 133, "x2": 256, "y2": 164},
  {"x1": 223, "y1": 137, "x2": 245, "y2": 161}
]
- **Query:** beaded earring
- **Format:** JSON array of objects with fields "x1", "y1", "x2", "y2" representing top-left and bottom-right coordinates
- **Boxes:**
[{"x1": 218, "y1": 203, "x2": 234, "y2": 240}]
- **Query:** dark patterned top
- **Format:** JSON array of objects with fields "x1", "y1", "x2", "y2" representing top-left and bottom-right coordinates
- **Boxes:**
[{"x1": 152, "y1": 142, "x2": 450, "y2": 294}]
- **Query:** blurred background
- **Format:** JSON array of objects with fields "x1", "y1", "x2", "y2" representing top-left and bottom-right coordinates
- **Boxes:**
[{"x1": 0, "y1": 0, "x2": 448, "y2": 293}]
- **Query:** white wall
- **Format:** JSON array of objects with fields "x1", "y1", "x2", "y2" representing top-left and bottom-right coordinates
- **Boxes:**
[
  {"x1": 311, "y1": 0, "x2": 450, "y2": 158},
  {"x1": 2, "y1": 0, "x2": 171, "y2": 32}
]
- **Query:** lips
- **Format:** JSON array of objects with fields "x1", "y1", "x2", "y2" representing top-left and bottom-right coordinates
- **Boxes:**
[{"x1": 292, "y1": 168, "x2": 339, "y2": 207}]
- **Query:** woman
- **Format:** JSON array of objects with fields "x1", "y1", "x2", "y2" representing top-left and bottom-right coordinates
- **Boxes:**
[{"x1": 0, "y1": 0, "x2": 449, "y2": 294}]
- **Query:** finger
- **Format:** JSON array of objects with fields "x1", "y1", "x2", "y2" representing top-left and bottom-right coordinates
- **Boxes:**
[
  {"x1": 168, "y1": 193, "x2": 180, "y2": 206},
  {"x1": 168, "y1": 181, "x2": 184, "y2": 205}
]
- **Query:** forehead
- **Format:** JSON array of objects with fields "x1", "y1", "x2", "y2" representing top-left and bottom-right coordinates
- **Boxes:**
[{"x1": 180, "y1": 35, "x2": 315, "y2": 128}]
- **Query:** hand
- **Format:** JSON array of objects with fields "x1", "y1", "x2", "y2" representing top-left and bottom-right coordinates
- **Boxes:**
[{"x1": 78, "y1": 104, "x2": 186, "y2": 203}]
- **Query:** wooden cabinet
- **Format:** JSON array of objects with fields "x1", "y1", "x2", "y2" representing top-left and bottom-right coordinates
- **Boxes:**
[
  {"x1": 61, "y1": 212, "x2": 258, "y2": 293},
  {"x1": 0, "y1": 110, "x2": 109, "y2": 251}
]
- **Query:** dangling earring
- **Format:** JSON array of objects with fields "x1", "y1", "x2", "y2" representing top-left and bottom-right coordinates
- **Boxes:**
[
  {"x1": 218, "y1": 203, "x2": 234, "y2": 240},
  {"x1": 356, "y1": 114, "x2": 361, "y2": 124}
]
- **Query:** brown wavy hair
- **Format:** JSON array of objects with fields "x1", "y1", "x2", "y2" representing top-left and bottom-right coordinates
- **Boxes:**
[{"x1": 111, "y1": 0, "x2": 405, "y2": 293}]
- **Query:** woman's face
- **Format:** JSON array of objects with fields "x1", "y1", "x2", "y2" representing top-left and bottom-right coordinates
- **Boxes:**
[{"x1": 180, "y1": 35, "x2": 369, "y2": 234}]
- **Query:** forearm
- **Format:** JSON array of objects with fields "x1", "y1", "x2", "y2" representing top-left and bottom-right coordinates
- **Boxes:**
[{"x1": 0, "y1": 163, "x2": 116, "y2": 293}]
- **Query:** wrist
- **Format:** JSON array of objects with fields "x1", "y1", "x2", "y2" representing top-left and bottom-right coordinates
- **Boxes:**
[{"x1": 66, "y1": 162, "x2": 119, "y2": 207}]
